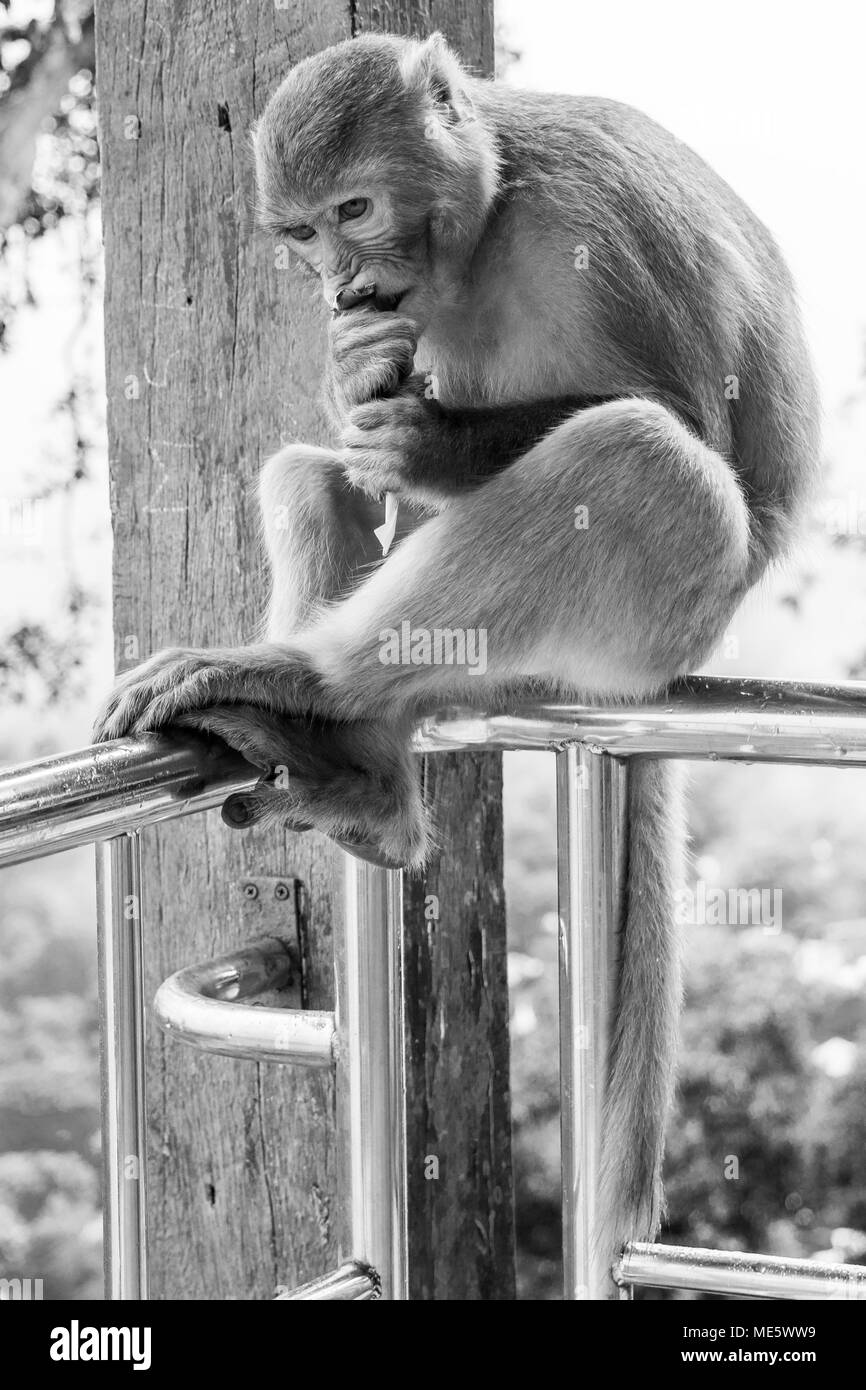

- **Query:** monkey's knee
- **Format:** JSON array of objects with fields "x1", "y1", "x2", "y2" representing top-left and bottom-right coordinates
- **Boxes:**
[
  {"x1": 259, "y1": 444, "x2": 344, "y2": 543},
  {"x1": 530, "y1": 398, "x2": 752, "y2": 680},
  {"x1": 587, "y1": 399, "x2": 752, "y2": 670},
  {"x1": 259, "y1": 444, "x2": 386, "y2": 635}
]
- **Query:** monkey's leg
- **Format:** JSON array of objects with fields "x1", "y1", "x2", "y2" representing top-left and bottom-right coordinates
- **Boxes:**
[
  {"x1": 103, "y1": 399, "x2": 751, "y2": 730},
  {"x1": 257, "y1": 441, "x2": 419, "y2": 634},
  {"x1": 113, "y1": 399, "x2": 740, "y2": 1269},
  {"x1": 105, "y1": 400, "x2": 749, "y2": 855},
  {"x1": 297, "y1": 398, "x2": 743, "y2": 1274},
  {"x1": 93, "y1": 443, "x2": 428, "y2": 863},
  {"x1": 93, "y1": 442, "x2": 420, "y2": 737},
  {"x1": 304, "y1": 397, "x2": 752, "y2": 713}
]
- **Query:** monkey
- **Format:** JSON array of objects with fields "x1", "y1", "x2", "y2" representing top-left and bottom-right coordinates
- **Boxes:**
[{"x1": 93, "y1": 32, "x2": 820, "y2": 1287}]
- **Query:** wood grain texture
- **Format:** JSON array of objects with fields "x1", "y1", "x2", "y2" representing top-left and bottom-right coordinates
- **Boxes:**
[
  {"x1": 97, "y1": 0, "x2": 511, "y2": 1300},
  {"x1": 354, "y1": 0, "x2": 513, "y2": 1303},
  {"x1": 404, "y1": 752, "x2": 513, "y2": 1300}
]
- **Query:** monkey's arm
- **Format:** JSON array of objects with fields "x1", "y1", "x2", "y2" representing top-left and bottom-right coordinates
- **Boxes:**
[
  {"x1": 342, "y1": 380, "x2": 615, "y2": 505},
  {"x1": 323, "y1": 306, "x2": 609, "y2": 505}
]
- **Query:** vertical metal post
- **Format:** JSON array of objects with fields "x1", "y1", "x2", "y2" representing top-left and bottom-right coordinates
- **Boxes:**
[
  {"x1": 337, "y1": 858, "x2": 409, "y2": 1299},
  {"x1": 557, "y1": 746, "x2": 629, "y2": 1300},
  {"x1": 96, "y1": 832, "x2": 148, "y2": 1299}
]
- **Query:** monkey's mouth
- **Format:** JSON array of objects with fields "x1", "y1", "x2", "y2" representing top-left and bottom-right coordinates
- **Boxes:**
[
  {"x1": 334, "y1": 284, "x2": 409, "y2": 313},
  {"x1": 374, "y1": 290, "x2": 407, "y2": 311}
]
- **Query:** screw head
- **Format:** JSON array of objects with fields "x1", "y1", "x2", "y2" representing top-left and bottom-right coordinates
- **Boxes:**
[
  {"x1": 242, "y1": 882, "x2": 259, "y2": 900},
  {"x1": 274, "y1": 881, "x2": 290, "y2": 901}
]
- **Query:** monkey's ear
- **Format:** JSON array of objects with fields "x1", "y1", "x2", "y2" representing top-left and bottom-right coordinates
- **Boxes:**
[{"x1": 400, "y1": 31, "x2": 467, "y2": 123}]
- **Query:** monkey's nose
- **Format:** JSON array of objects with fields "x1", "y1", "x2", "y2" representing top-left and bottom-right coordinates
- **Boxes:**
[{"x1": 334, "y1": 283, "x2": 376, "y2": 311}]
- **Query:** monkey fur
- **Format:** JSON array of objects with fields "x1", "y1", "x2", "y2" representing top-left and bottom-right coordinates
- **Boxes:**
[{"x1": 94, "y1": 33, "x2": 820, "y2": 1288}]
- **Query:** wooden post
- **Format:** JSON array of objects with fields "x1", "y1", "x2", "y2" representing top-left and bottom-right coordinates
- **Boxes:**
[{"x1": 96, "y1": 0, "x2": 512, "y2": 1299}]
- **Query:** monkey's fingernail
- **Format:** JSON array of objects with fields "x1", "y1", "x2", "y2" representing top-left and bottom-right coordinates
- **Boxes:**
[
  {"x1": 222, "y1": 794, "x2": 257, "y2": 828},
  {"x1": 335, "y1": 283, "x2": 376, "y2": 311},
  {"x1": 334, "y1": 832, "x2": 404, "y2": 870}
]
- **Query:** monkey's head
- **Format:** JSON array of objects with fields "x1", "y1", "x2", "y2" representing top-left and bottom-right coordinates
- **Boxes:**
[{"x1": 253, "y1": 33, "x2": 500, "y2": 330}]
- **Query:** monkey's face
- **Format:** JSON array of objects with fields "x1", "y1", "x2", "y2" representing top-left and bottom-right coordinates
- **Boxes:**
[
  {"x1": 274, "y1": 181, "x2": 434, "y2": 323},
  {"x1": 254, "y1": 35, "x2": 502, "y2": 334}
]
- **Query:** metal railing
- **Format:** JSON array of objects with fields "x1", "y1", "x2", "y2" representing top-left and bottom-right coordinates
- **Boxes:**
[{"x1": 2, "y1": 676, "x2": 866, "y2": 1300}]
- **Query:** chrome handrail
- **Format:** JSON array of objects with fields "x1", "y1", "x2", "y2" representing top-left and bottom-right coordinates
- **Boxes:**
[
  {"x1": 4, "y1": 674, "x2": 866, "y2": 1301},
  {"x1": 616, "y1": 1241, "x2": 866, "y2": 1300},
  {"x1": 0, "y1": 732, "x2": 256, "y2": 867},
  {"x1": 4, "y1": 676, "x2": 866, "y2": 872},
  {"x1": 417, "y1": 674, "x2": 866, "y2": 763}
]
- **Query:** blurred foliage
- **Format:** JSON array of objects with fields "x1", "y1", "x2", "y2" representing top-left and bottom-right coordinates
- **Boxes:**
[
  {"x1": 0, "y1": 1, "x2": 102, "y2": 711},
  {"x1": 0, "y1": 1150, "x2": 102, "y2": 1301},
  {"x1": 505, "y1": 757, "x2": 866, "y2": 1299},
  {"x1": 0, "y1": 603, "x2": 89, "y2": 706},
  {"x1": 0, "y1": 1, "x2": 97, "y2": 282},
  {"x1": 0, "y1": 852, "x2": 100, "y2": 1299}
]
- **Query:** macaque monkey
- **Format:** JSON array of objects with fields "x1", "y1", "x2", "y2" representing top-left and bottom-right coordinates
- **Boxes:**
[{"x1": 94, "y1": 34, "x2": 819, "y2": 1284}]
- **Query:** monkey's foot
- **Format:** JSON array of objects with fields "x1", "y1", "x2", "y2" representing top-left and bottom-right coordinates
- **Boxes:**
[
  {"x1": 92, "y1": 643, "x2": 325, "y2": 743},
  {"x1": 174, "y1": 703, "x2": 431, "y2": 871}
]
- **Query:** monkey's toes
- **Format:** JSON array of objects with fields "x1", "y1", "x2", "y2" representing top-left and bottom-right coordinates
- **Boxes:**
[
  {"x1": 220, "y1": 773, "x2": 430, "y2": 870},
  {"x1": 222, "y1": 793, "x2": 401, "y2": 868},
  {"x1": 332, "y1": 830, "x2": 407, "y2": 870}
]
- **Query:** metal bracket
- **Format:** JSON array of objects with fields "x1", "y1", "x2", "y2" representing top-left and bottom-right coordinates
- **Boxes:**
[{"x1": 231, "y1": 875, "x2": 305, "y2": 1010}]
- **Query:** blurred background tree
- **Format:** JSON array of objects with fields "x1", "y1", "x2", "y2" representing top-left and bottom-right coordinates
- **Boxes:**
[{"x1": 0, "y1": 0, "x2": 102, "y2": 1301}]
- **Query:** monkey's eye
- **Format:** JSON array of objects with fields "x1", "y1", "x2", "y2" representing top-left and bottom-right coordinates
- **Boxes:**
[
  {"x1": 286, "y1": 224, "x2": 317, "y2": 242},
  {"x1": 338, "y1": 197, "x2": 370, "y2": 222}
]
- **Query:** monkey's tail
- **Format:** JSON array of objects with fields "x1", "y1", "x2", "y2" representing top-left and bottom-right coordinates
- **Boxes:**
[{"x1": 595, "y1": 757, "x2": 684, "y2": 1290}]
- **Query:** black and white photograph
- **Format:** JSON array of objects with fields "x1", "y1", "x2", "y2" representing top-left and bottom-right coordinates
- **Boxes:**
[{"x1": 0, "y1": 0, "x2": 864, "y2": 1335}]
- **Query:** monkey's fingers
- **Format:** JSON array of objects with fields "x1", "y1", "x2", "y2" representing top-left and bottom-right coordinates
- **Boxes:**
[
  {"x1": 221, "y1": 787, "x2": 400, "y2": 869},
  {"x1": 129, "y1": 657, "x2": 324, "y2": 737},
  {"x1": 327, "y1": 310, "x2": 419, "y2": 412},
  {"x1": 171, "y1": 703, "x2": 430, "y2": 869},
  {"x1": 333, "y1": 283, "x2": 376, "y2": 311},
  {"x1": 92, "y1": 646, "x2": 203, "y2": 741},
  {"x1": 221, "y1": 788, "x2": 313, "y2": 834},
  {"x1": 172, "y1": 705, "x2": 319, "y2": 834}
]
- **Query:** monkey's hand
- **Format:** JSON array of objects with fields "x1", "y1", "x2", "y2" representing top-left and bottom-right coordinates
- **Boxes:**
[
  {"x1": 342, "y1": 381, "x2": 602, "y2": 507},
  {"x1": 91, "y1": 643, "x2": 326, "y2": 744},
  {"x1": 341, "y1": 378, "x2": 448, "y2": 508},
  {"x1": 326, "y1": 306, "x2": 417, "y2": 417},
  {"x1": 92, "y1": 646, "x2": 430, "y2": 868}
]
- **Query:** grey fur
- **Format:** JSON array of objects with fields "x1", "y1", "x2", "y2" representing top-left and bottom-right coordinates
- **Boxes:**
[{"x1": 94, "y1": 33, "x2": 820, "y2": 1286}]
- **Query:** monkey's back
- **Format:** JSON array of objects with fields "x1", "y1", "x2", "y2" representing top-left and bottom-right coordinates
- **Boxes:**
[{"x1": 473, "y1": 82, "x2": 820, "y2": 569}]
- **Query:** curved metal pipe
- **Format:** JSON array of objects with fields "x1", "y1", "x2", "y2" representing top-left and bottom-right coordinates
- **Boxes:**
[
  {"x1": 275, "y1": 1262, "x2": 380, "y2": 1300},
  {"x1": 153, "y1": 936, "x2": 336, "y2": 1067}
]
